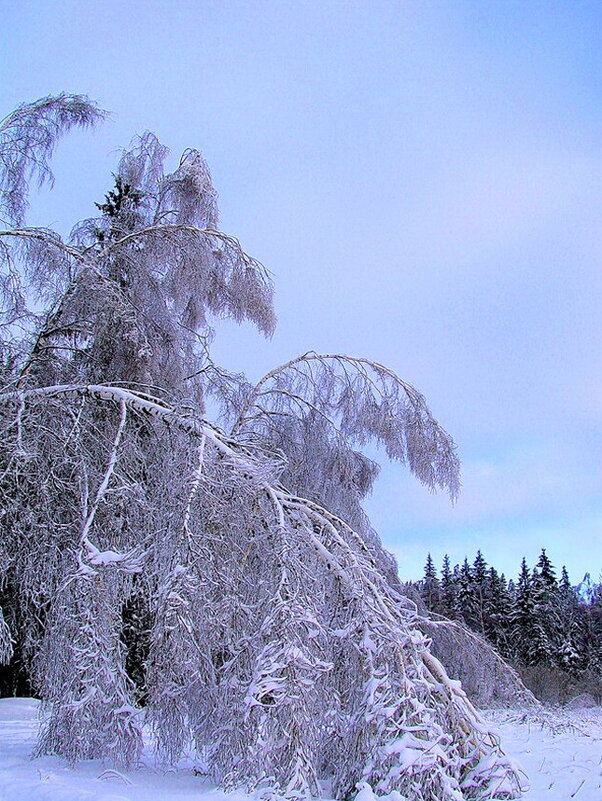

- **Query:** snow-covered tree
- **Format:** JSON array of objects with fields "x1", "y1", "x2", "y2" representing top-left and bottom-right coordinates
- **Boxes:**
[
  {"x1": 581, "y1": 578, "x2": 602, "y2": 674},
  {"x1": 456, "y1": 558, "x2": 478, "y2": 629},
  {"x1": 440, "y1": 554, "x2": 457, "y2": 619},
  {"x1": 420, "y1": 550, "x2": 602, "y2": 703},
  {"x1": 0, "y1": 95, "x2": 522, "y2": 800},
  {"x1": 554, "y1": 566, "x2": 582, "y2": 673},
  {"x1": 528, "y1": 550, "x2": 560, "y2": 666},
  {"x1": 483, "y1": 568, "x2": 512, "y2": 661},
  {"x1": 509, "y1": 559, "x2": 537, "y2": 665},
  {"x1": 471, "y1": 551, "x2": 488, "y2": 635}
]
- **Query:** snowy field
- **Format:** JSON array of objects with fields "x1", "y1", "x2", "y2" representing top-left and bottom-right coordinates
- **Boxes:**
[
  {"x1": 483, "y1": 707, "x2": 602, "y2": 800},
  {"x1": 0, "y1": 699, "x2": 600, "y2": 801}
]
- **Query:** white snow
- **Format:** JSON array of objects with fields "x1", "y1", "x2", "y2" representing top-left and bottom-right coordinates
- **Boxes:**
[
  {"x1": 482, "y1": 708, "x2": 602, "y2": 800},
  {"x1": 0, "y1": 698, "x2": 234, "y2": 801},
  {"x1": 0, "y1": 699, "x2": 600, "y2": 801}
]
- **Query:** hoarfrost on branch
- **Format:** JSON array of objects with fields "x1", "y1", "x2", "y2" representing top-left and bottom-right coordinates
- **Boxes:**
[{"x1": 0, "y1": 95, "x2": 522, "y2": 801}]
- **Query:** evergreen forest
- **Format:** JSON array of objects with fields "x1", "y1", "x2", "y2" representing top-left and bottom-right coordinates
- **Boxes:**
[{"x1": 416, "y1": 550, "x2": 602, "y2": 704}]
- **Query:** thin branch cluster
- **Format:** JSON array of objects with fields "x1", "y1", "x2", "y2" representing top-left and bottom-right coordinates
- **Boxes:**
[
  {"x1": 0, "y1": 96, "x2": 522, "y2": 801},
  {"x1": 0, "y1": 93, "x2": 106, "y2": 227}
]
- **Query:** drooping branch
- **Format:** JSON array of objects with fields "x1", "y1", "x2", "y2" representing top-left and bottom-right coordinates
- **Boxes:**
[
  {"x1": 0, "y1": 227, "x2": 89, "y2": 265},
  {"x1": 0, "y1": 228, "x2": 89, "y2": 358},
  {"x1": 232, "y1": 352, "x2": 460, "y2": 501},
  {"x1": 0, "y1": 383, "x2": 281, "y2": 482},
  {"x1": 0, "y1": 609, "x2": 13, "y2": 665},
  {"x1": 92, "y1": 223, "x2": 276, "y2": 336},
  {"x1": 0, "y1": 94, "x2": 106, "y2": 226},
  {"x1": 94, "y1": 224, "x2": 265, "y2": 272},
  {"x1": 0, "y1": 380, "x2": 522, "y2": 799}
]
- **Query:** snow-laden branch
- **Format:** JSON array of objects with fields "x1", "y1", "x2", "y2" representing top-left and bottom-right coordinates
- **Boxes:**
[
  {"x1": 0, "y1": 94, "x2": 106, "y2": 226},
  {"x1": 232, "y1": 351, "x2": 460, "y2": 502},
  {"x1": 77, "y1": 398, "x2": 128, "y2": 573},
  {"x1": 95, "y1": 224, "x2": 270, "y2": 279},
  {"x1": 0, "y1": 379, "x2": 521, "y2": 799},
  {"x1": 0, "y1": 382, "x2": 278, "y2": 481},
  {"x1": 0, "y1": 227, "x2": 89, "y2": 265}
]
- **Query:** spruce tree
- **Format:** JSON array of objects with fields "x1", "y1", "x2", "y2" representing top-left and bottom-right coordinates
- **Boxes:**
[
  {"x1": 440, "y1": 554, "x2": 457, "y2": 619},
  {"x1": 421, "y1": 553, "x2": 441, "y2": 613},
  {"x1": 456, "y1": 558, "x2": 477, "y2": 629},
  {"x1": 510, "y1": 558, "x2": 538, "y2": 665},
  {"x1": 583, "y1": 580, "x2": 602, "y2": 673},
  {"x1": 483, "y1": 567, "x2": 512, "y2": 660},
  {"x1": 530, "y1": 549, "x2": 560, "y2": 666},
  {"x1": 556, "y1": 566, "x2": 583, "y2": 673},
  {"x1": 471, "y1": 550, "x2": 488, "y2": 635}
]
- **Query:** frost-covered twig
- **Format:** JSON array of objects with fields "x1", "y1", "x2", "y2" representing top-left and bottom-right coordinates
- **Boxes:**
[{"x1": 77, "y1": 398, "x2": 127, "y2": 571}]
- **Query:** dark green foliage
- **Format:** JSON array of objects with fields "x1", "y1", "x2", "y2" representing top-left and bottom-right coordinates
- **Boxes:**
[
  {"x1": 0, "y1": 584, "x2": 36, "y2": 698},
  {"x1": 456, "y1": 558, "x2": 477, "y2": 629},
  {"x1": 95, "y1": 174, "x2": 143, "y2": 219},
  {"x1": 420, "y1": 554, "x2": 441, "y2": 613},
  {"x1": 418, "y1": 550, "x2": 602, "y2": 702},
  {"x1": 120, "y1": 576, "x2": 152, "y2": 705},
  {"x1": 512, "y1": 558, "x2": 541, "y2": 665},
  {"x1": 484, "y1": 568, "x2": 512, "y2": 660},
  {"x1": 439, "y1": 555, "x2": 457, "y2": 619},
  {"x1": 471, "y1": 551, "x2": 488, "y2": 635}
]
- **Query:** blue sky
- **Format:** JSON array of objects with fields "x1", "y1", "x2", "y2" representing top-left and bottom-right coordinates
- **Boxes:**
[{"x1": 2, "y1": 0, "x2": 601, "y2": 582}]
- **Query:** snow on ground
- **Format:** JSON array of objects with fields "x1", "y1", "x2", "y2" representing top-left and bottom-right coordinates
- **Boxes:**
[
  {"x1": 483, "y1": 707, "x2": 602, "y2": 800},
  {"x1": 0, "y1": 698, "x2": 235, "y2": 801},
  {"x1": 0, "y1": 699, "x2": 601, "y2": 801}
]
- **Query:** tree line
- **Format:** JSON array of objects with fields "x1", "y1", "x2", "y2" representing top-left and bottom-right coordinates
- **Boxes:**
[{"x1": 417, "y1": 549, "x2": 602, "y2": 702}]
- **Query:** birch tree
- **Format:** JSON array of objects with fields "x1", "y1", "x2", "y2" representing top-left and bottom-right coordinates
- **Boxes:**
[{"x1": 0, "y1": 95, "x2": 522, "y2": 800}]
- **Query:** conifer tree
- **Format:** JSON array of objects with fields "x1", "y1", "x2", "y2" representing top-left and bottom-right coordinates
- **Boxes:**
[
  {"x1": 456, "y1": 558, "x2": 477, "y2": 629},
  {"x1": 534, "y1": 550, "x2": 558, "y2": 597},
  {"x1": 471, "y1": 551, "x2": 488, "y2": 635},
  {"x1": 421, "y1": 553, "x2": 441, "y2": 613},
  {"x1": 583, "y1": 580, "x2": 602, "y2": 673},
  {"x1": 440, "y1": 554, "x2": 457, "y2": 619},
  {"x1": 510, "y1": 558, "x2": 538, "y2": 665},
  {"x1": 529, "y1": 550, "x2": 560, "y2": 666},
  {"x1": 556, "y1": 566, "x2": 583, "y2": 673},
  {"x1": 483, "y1": 567, "x2": 512, "y2": 660}
]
